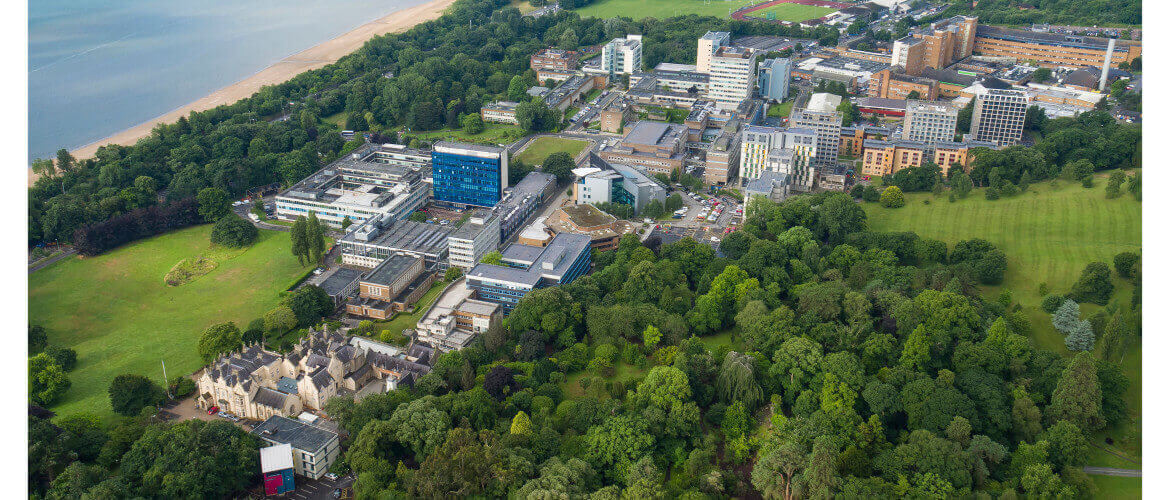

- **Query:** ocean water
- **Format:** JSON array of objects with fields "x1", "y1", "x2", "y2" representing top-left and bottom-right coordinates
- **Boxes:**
[{"x1": 28, "y1": 0, "x2": 430, "y2": 162}]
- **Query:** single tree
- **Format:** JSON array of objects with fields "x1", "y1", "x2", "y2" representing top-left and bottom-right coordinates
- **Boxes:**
[
  {"x1": 1046, "y1": 352, "x2": 1104, "y2": 431},
  {"x1": 108, "y1": 374, "x2": 165, "y2": 416},
  {"x1": 1051, "y1": 299, "x2": 1081, "y2": 335},
  {"x1": 1064, "y1": 319, "x2": 1095, "y2": 352},
  {"x1": 880, "y1": 186, "x2": 905, "y2": 208},
  {"x1": 196, "y1": 187, "x2": 231, "y2": 223},
  {"x1": 306, "y1": 212, "x2": 325, "y2": 265}
]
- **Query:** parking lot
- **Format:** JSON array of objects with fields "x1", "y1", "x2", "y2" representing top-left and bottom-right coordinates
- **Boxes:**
[{"x1": 282, "y1": 475, "x2": 353, "y2": 500}]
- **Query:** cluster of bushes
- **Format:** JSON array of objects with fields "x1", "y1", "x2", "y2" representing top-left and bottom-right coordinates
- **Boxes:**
[
  {"x1": 72, "y1": 198, "x2": 199, "y2": 256},
  {"x1": 28, "y1": 325, "x2": 78, "y2": 407}
]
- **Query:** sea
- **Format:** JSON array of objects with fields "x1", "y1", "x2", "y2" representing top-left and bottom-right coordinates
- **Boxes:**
[{"x1": 28, "y1": 0, "x2": 431, "y2": 163}]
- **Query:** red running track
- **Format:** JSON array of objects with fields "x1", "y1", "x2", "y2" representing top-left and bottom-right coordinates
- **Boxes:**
[{"x1": 731, "y1": 0, "x2": 852, "y2": 21}]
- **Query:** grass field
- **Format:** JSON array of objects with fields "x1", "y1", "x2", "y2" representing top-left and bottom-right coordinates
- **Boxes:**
[
  {"x1": 514, "y1": 137, "x2": 589, "y2": 165},
  {"x1": 864, "y1": 173, "x2": 1143, "y2": 491},
  {"x1": 572, "y1": 0, "x2": 756, "y2": 19},
  {"x1": 29, "y1": 226, "x2": 309, "y2": 421},
  {"x1": 750, "y1": 3, "x2": 836, "y2": 20}
]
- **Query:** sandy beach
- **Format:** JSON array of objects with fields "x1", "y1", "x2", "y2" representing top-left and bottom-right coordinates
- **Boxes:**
[{"x1": 29, "y1": 0, "x2": 456, "y2": 186}]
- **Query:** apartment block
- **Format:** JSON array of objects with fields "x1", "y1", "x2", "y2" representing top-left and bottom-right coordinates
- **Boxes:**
[
  {"x1": 530, "y1": 48, "x2": 580, "y2": 72},
  {"x1": 432, "y1": 141, "x2": 509, "y2": 208},
  {"x1": 902, "y1": 100, "x2": 959, "y2": 146},
  {"x1": 790, "y1": 93, "x2": 843, "y2": 174},
  {"x1": 868, "y1": 67, "x2": 939, "y2": 100},
  {"x1": 970, "y1": 88, "x2": 1029, "y2": 146},
  {"x1": 697, "y1": 31, "x2": 731, "y2": 73},
  {"x1": 602, "y1": 35, "x2": 643, "y2": 75},
  {"x1": 708, "y1": 46, "x2": 758, "y2": 109},
  {"x1": 757, "y1": 58, "x2": 792, "y2": 101},
  {"x1": 861, "y1": 137, "x2": 998, "y2": 177},
  {"x1": 739, "y1": 125, "x2": 817, "y2": 187}
]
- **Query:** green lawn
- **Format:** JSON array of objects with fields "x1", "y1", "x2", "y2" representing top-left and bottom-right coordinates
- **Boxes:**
[
  {"x1": 29, "y1": 226, "x2": 309, "y2": 421},
  {"x1": 560, "y1": 363, "x2": 649, "y2": 399},
  {"x1": 514, "y1": 137, "x2": 589, "y2": 165},
  {"x1": 864, "y1": 173, "x2": 1142, "y2": 462},
  {"x1": 572, "y1": 0, "x2": 755, "y2": 19},
  {"x1": 1091, "y1": 475, "x2": 1141, "y2": 499},
  {"x1": 767, "y1": 101, "x2": 794, "y2": 118},
  {"x1": 750, "y1": 3, "x2": 836, "y2": 21}
]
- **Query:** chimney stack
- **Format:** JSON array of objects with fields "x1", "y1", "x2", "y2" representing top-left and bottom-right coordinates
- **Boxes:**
[{"x1": 1099, "y1": 38, "x2": 1116, "y2": 92}]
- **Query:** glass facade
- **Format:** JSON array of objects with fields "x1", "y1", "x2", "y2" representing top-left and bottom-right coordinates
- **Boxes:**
[{"x1": 432, "y1": 151, "x2": 503, "y2": 207}]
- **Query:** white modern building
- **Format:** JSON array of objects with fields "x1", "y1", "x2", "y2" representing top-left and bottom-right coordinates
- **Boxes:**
[
  {"x1": 602, "y1": 34, "x2": 643, "y2": 75},
  {"x1": 971, "y1": 87, "x2": 1030, "y2": 146},
  {"x1": 790, "y1": 93, "x2": 844, "y2": 172},
  {"x1": 697, "y1": 31, "x2": 731, "y2": 74},
  {"x1": 573, "y1": 153, "x2": 667, "y2": 214},
  {"x1": 447, "y1": 209, "x2": 501, "y2": 271},
  {"x1": 902, "y1": 100, "x2": 959, "y2": 146},
  {"x1": 708, "y1": 46, "x2": 759, "y2": 109},
  {"x1": 757, "y1": 58, "x2": 792, "y2": 101},
  {"x1": 275, "y1": 144, "x2": 429, "y2": 227}
]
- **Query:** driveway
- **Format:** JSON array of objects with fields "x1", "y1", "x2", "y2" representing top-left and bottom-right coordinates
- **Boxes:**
[{"x1": 1083, "y1": 467, "x2": 1142, "y2": 477}]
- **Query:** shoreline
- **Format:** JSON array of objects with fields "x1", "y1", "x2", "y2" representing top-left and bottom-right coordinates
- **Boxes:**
[{"x1": 29, "y1": 0, "x2": 457, "y2": 187}]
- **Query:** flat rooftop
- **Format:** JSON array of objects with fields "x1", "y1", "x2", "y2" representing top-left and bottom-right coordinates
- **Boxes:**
[
  {"x1": 364, "y1": 253, "x2": 420, "y2": 286},
  {"x1": 624, "y1": 121, "x2": 687, "y2": 147},
  {"x1": 342, "y1": 219, "x2": 453, "y2": 256},
  {"x1": 319, "y1": 267, "x2": 363, "y2": 297},
  {"x1": 433, "y1": 141, "x2": 504, "y2": 156},
  {"x1": 467, "y1": 232, "x2": 591, "y2": 286}
]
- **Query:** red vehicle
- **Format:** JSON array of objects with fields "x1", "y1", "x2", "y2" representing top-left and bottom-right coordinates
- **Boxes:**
[{"x1": 207, "y1": 406, "x2": 219, "y2": 415}]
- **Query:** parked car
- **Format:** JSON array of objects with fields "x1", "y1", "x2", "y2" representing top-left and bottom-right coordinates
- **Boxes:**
[
  {"x1": 207, "y1": 406, "x2": 219, "y2": 415},
  {"x1": 325, "y1": 473, "x2": 339, "y2": 481}
]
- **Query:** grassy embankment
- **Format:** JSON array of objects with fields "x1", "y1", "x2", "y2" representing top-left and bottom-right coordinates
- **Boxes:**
[{"x1": 29, "y1": 226, "x2": 308, "y2": 421}]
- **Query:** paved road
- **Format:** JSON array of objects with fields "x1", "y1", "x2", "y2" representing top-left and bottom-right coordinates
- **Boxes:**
[
  {"x1": 1083, "y1": 467, "x2": 1142, "y2": 477},
  {"x1": 28, "y1": 248, "x2": 75, "y2": 274}
]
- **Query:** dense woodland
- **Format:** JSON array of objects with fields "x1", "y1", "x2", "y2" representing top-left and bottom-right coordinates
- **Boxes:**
[{"x1": 27, "y1": 0, "x2": 842, "y2": 250}]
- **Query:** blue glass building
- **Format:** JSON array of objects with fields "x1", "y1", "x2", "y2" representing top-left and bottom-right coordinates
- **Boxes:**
[{"x1": 432, "y1": 141, "x2": 509, "y2": 208}]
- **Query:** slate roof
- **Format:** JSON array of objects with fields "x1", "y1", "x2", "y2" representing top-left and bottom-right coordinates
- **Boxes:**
[{"x1": 253, "y1": 416, "x2": 338, "y2": 454}]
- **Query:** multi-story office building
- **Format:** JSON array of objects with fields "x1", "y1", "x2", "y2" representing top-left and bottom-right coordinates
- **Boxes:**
[
  {"x1": 431, "y1": 141, "x2": 509, "y2": 208},
  {"x1": 697, "y1": 31, "x2": 731, "y2": 74},
  {"x1": 974, "y1": 25, "x2": 1141, "y2": 69},
  {"x1": 275, "y1": 144, "x2": 429, "y2": 227},
  {"x1": 970, "y1": 87, "x2": 1029, "y2": 146},
  {"x1": 466, "y1": 233, "x2": 592, "y2": 312},
  {"x1": 790, "y1": 93, "x2": 844, "y2": 174},
  {"x1": 705, "y1": 118, "x2": 743, "y2": 186},
  {"x1": 708, "y1": 47, "x2": 758, "y2": 109},
  {"x1": 481, "y1": 101, "x2": 519, "y2": 124},
  {"x1": 757, "y1": 58, "x2": 792, "y2": 101},
  {"x1": 340, "y1": 215, "x2": 453, "y2": 269},
  {"x1": 598, "y1": 120, "x2": 688, "y2": 175},
  {"x1": 868, "y1": 67, "x2": 939, "y2": 100},
  {"x1": 601, "y1": 35, "x2": 643, "y2": 75},
  {"x1": 902, "y1": 100, "x2": 959, "y2": 146},
  {"x1": 574, "y1": 153, "x2": 667, "y2": 214},
  {"x1": 448, "y1": 209, "x2": 501, "y2": 271},
  {"x1": 346, "y1": 253, "x2": 436, "y2": 319},
  {"x1": 739, "y1": 125, "x2": 817, "y2": 188}
]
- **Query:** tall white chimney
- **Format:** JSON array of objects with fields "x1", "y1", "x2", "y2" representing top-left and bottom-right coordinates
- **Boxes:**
[{"x1": 1099, "y1": 38, "x2": 1116, "y2": 91}]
